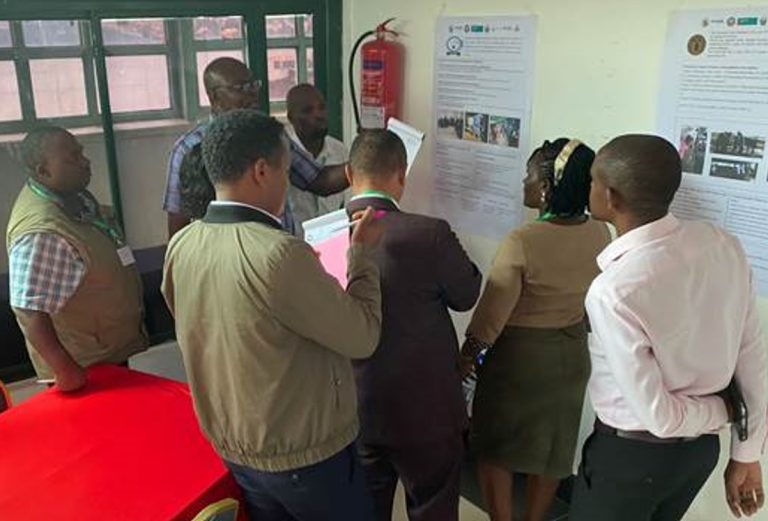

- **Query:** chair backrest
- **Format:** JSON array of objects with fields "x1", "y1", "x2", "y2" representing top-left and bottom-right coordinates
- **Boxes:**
[
  {"x1": 0, "y1": 380, "x2": 11, "y2": 413},
  {"x1": 191, "y1": 498, "x2": 239, "y2": 521}
]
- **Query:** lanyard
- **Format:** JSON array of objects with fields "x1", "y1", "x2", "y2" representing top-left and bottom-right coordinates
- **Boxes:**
[
  {"x1": 536, "y1": 211, "x2": 585, "y2": 222},
  {"x1": 350, "y1": 190, "x2": 399, "y2": 209},
  {"x1": 27, "y1": 179, "x2": 125, "y2": 247}
]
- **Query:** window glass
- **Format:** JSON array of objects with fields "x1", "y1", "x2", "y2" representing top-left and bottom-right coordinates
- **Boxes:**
[
  {"x1": 22, "y1": 20, "x2": 80, "y2": 47},
  {"x1": 194, "y1": 17, "x2": 243, "y2": 40},
  {"x1": 30, "y1": 58, "x2": 88, "y2": 117},
  {"x1": 266, "y1": 15, "x2": 296, "y2": 38},
  {"x1": 106, "y1": 55, "x2": 171, "y2": 112},
  {"x1": 267, "y1": 48, "x2": 298, "y2": 101},
  {"x1": 102, "y1": 18, "x2": 166, "y2": 45},
  {"x1": 0, "y1": 61, "x2": 22, "y2": 121},
  {"x1": 0, "y1": 21, "x2": 12, "y2": 47}
]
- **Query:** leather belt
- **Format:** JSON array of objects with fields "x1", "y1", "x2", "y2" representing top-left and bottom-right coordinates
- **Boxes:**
[{"x1": 594, "y1": 418, "x2": 700, "y2": 444}]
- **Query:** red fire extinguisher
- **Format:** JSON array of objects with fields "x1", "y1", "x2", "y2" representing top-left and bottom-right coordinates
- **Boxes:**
[{"x1": 349, "y1": 18, "x2": 404, "y2": 130}]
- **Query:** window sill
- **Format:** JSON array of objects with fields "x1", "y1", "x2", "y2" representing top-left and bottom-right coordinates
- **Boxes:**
[{"x1": 0, "y1": 118, "x2": 197, "y2": 145}]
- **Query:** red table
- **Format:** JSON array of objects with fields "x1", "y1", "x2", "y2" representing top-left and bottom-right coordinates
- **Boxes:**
[{"x1": 0, "y1": 364, "x2": 245, "y2": 520}]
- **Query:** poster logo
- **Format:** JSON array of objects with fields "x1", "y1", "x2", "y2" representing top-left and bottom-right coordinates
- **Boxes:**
[
  {"x1": 687, "y1": 34, "x2": 707, "y2": 56},
  {"x1": 446, "y1": 36, "x2": 463, "y2": 56}
]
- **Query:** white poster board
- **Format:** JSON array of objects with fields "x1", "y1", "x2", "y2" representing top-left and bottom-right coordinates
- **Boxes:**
[
  {"x1": 430, "y1": 16, "x2": 537, "y2": 239},
  {"x1": 657, "y1": 8, "x2": 768, "y2": 295}
]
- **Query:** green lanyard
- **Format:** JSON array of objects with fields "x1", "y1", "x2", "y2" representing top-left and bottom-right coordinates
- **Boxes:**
[
  {"x1": 27, "y1": 179, "x2": 125, "y2": 247},
  {"x1": 536, "y1": 211, "x2": 585, "y2": 222},
  {"x1": 350, "y1": 190, "x2": 399, "y2": 208}
]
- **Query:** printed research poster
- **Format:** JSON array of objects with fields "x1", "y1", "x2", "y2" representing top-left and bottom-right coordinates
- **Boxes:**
[
  {"x1": 431, "y1": 16, "x2": 536, "y2": 239},
  {"x1": 658, "y1": 8, "x2": 768, "y2": 295}
]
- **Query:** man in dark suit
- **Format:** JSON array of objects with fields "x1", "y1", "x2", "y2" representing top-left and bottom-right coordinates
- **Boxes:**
[{"x1": 346, "y1": 130, "x2": 482, "y2": 521}]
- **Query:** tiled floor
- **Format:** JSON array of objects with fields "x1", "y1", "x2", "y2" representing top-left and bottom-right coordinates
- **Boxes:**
[{"x1": 7, "y1": 342, "x2": 574, "y2": 520}]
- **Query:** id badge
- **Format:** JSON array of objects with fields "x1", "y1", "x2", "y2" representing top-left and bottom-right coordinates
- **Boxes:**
[{"x1": 117, "y1": 245, "x2": 136, "y2": 266}]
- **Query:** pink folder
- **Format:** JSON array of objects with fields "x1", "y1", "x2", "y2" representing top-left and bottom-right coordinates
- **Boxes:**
[{"x1": 314, "y1": 230, "x2": 349, "y2": 287}]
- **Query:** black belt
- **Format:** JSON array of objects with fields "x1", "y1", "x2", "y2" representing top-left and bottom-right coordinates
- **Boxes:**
[{"x1": 594, "y1": 418, "x2": 701, "y2": 444}]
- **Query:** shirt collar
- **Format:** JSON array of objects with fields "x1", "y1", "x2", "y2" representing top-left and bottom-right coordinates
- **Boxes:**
[
  {"x1": 349, "y1": 190, "x2": 400, "y2": 209},
  {"x1": 206, "y1": 200, "x2": 283, "y2": 229},
  {"x1": 285, "y1": 124, "x2": 329, "y2": 160},
  {"x1": 346, "y1": 191, "x2": 401, "y2": 217},
  {"x1": 597, "y1": 213, "x2": 680, "y2": 271}
]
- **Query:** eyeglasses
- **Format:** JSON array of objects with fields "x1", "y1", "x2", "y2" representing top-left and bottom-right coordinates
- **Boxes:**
[{"x1": 213, "y1": 78, "x2": 262, "y2": 93}]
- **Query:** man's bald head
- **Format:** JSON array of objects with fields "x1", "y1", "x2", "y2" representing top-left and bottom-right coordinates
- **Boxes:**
[
  {"x1": 286, "y1": 84, "x2": 328, "y2": 143},
  {"x1": 592, "y1": 134, "x2": 681, "y2": 219},
  {"x1": 21, "y1": 126, "x2": 70, "y2": 175},
  {"x1": 20, "y1": 125, "x2": 92, "y2": 193},
  {"x1": 203, "y1": 57, "x2": 259, "y2": 113},
  {"x1": 286, "y1": 84, "x2": 322, "y2": 113}
]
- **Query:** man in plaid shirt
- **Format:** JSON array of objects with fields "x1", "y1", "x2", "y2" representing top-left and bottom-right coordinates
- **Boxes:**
[
  {"x1": 164, "y1": 57, "x2": 349, "y2": 239},
  {"x1": 7, "y1": 127, "x2": 148, "y2": 391}
]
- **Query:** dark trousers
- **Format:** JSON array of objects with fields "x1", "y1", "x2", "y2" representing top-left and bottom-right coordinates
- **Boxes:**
[
  {"x1": 569, "y1": 431, "x2": 720, "y2": 521},
  {"x1": 357, "y1": 434, "x2": 464, "y2": 521},
  {"x1": 225, "y1": 444, "x2": 375, "y2": 521}
]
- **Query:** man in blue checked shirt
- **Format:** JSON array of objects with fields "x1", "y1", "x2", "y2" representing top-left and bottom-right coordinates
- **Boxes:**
[
  {"x1": 164, "y1": 57, "x2": 349, "y2": 239},
  {"x1": 7, "y1": 127, "x2": 148, "y2": 391}
]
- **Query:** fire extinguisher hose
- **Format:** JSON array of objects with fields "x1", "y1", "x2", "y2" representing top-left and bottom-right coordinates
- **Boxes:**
[{"x1": 348, "y1": 29, "x2": 375, "y2": 131}]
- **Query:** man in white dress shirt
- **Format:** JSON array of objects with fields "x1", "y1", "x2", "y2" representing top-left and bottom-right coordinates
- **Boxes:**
[
  {"x1": 285, "y1": 84, "x2": 348, "y2": 234},
  {"x1": 570, "y1": 134, "x2": 767, "y2": 520}
]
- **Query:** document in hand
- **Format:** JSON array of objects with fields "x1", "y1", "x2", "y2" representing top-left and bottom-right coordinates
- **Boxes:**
[
  {"x1": 303, "y1": 209, "x2": 350, "y2": 287},
  {"x1": 387, "y1": 117, "x2": 425, "y2": 176},
  {"x1": 313, "y1": 231, "x2": 349, "y2": 288}
]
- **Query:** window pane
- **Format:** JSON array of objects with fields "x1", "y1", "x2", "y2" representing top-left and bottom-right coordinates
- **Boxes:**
[
  {"x1": 22, "y1": 20, "x2": 80, "y2": 47},
  {"x1": 106, "y1": 55, "x2": 170, "y2": 112},
  {"x1": 303, "y1": 15, "x2": 313, "y2": 38},
  {"x1": 0, "y1": 21, "x2": 11, "y2": 47},
  {"x1": 30, "y1": 58, "x2": 87, "y2": 117},
  {"x1": 0, "y1": 61, "x2": 21, "y2": 122},
  {"x1": 266, "y1": 15, "x2": 296, "y2": 39},
  {"x1": 194, "y1": 17, "x2": 243, "y2": 40},
  {"x1": 268, "y1": 48, "x2": 298, "y2": 101},
  {"x1": 307, "y1": 48, "x2": 314, "y2": 84},
  {"x1": 102, "y1": 19, "x2": 166, "y2": 45},
  {"x1": 196, "y1": 49, "x2": 245, "y2": 106}
]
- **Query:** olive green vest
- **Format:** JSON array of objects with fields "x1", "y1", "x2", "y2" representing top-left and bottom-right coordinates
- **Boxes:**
[{"x1": 7, "y1": 184, "x2": 148, "y2": 378}]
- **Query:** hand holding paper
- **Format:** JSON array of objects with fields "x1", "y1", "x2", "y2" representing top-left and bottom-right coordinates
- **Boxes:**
[
  {"x1": 303, "y1": 207, "x2": 384, "y2": 288},
  {"x1": 351, "y1": 207, "x2": 384, "y2": 247}
]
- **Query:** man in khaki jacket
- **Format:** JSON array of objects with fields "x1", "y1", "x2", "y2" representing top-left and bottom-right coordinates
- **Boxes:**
[
  {"x1": 7, "y1": 126, "x2": 147, "y2": 391},
  {"x1": 162, "y1": 109, "x2": 382, "y2": 521}
]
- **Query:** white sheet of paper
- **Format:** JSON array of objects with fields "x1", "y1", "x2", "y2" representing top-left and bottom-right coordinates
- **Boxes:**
[
  {"x1": 657, "y1": 8, "x2": 768, "y2": 295},
  {"x1": 387, "y1": 117, "x2": 425, "y2": 176},
  {"x1": 117, "y1": 246, "x2": 136, "y2": 266},
  {"x1": 302, "y1": 209, "x2": 350, "y2": 246}
]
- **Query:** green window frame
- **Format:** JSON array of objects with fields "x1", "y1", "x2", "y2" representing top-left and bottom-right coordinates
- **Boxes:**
[
  {"x1": 264, "y1": 13, "x2": 314, "y2": 115},
  {"x1": 0, "y1": 20, "x2": 101, "y2": 133}
]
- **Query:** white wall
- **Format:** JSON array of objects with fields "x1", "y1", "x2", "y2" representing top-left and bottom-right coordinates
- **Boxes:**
[{"x1": 343, "y1": 0, "x2": 768, "y2": 520}]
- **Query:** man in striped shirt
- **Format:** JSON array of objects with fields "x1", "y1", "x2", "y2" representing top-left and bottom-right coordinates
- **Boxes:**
[{"x1": 163, "y1": 57, "x2": 349, "y2": 238}]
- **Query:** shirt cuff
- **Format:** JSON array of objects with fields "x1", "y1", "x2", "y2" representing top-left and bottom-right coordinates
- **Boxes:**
[{"x1": 731, "y1": 427, "x2": 767, "y2": 463}]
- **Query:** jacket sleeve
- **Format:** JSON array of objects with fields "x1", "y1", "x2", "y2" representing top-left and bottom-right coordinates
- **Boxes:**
[
  {"x1": 465, "y1": 231, "x2": 525, "y2": 345},
  {"x1": 271, "y1": 240, "x2": 382, "y2": 359},
  {"x1": 434, "y1": 220, "x2": 481, "y2": 311}
]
